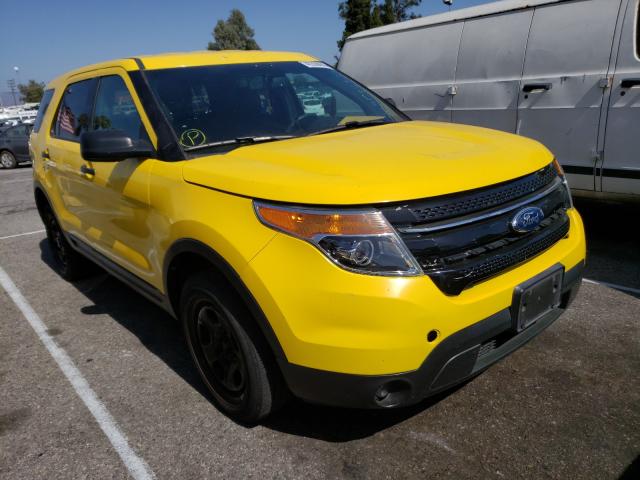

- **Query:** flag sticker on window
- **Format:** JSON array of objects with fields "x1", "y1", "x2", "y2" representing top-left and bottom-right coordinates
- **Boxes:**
[{"x1": 300, "y1": 62, "x2": 332, "y2": 69}]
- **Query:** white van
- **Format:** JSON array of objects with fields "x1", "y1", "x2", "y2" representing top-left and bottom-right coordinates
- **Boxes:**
[{"x1": 338, "y1": 0, "x2": 640, "y2": 198}]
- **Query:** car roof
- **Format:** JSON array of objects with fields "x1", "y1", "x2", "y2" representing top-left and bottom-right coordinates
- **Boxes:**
[
  {"x1": 47, "y1": 50, "x2": 318, "y2": 89},
  {"x1": 347, "y1": 0, "x2": 568, "y2": 40}
]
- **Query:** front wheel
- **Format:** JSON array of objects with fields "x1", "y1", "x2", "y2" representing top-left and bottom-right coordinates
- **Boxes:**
[
  {"x1": 0, "y1": 151, "x2": 17, "y2": 169},
  {"x1": 180, "y1": 272, "x2": 286, "y2": 424}
]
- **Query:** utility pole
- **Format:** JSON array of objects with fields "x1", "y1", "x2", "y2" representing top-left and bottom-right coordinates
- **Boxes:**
[{"x1": 7, "y1": 79, "x2": 17, "y2": 106}]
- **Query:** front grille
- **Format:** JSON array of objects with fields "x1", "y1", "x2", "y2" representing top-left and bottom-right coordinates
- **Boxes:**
[
  {"x1": 383, "y1": 164, "x2": 557, "y2": 226},
  {"x1": 426, "y1": 213, "x2": 569, "y2": 295},
  {"x1": 380, "y1": 163, "x2": 572, "y2": 295}
]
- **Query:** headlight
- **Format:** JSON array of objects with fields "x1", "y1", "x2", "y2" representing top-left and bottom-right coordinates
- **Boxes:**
[
  {"x1": 552, "y1": 158, "x2": 574, "y2": 209},
  {"x1": 254, "y1": 201, "x2": 422, "y2": 276}
]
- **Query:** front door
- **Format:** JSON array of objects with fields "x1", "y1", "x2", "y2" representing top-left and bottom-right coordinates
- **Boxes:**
[
  {"x1": 74, "y1": 70, "x2": 158, "y2": 283},
  {"x1": 602, "y1": 0, "x2": 640, "y2": 194},
  {"x1": 516, "y1": 0, "x2": 622, "y2": 191}
]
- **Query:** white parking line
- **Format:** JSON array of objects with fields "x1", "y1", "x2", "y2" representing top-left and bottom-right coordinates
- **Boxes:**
[
  {"x1": 0, "y1": 265, "x2": 155, "y2": 480},
  {"x1": 0, "y1": 229, "x2": 45, "y2": 240},
  {"x1": 1, "y1": 178, "x2": 33, "y2": 184},
  {"x1": 582, "y1": 278, "x2": 640, "y2": 296}
]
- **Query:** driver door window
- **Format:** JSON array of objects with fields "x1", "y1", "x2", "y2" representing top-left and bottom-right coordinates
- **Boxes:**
[{"x1": 92, "y1": 75, "x2": 148, "y2": 142}]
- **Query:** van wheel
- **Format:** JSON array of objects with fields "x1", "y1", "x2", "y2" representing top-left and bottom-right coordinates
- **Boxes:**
[
  {"x1": 42, "y1": 208, "x2": 94, "y2": 281},
  {"x1": 1, "y1": 151, "x2": 17, "y2": 169},
  {"x1": 180, "y1": 272, "x2": 286, "y2": 424}
]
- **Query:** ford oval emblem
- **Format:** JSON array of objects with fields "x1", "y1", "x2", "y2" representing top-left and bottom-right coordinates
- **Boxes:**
[{"x1": 510, "y1": 207, "x2": 544, "y2": 233}]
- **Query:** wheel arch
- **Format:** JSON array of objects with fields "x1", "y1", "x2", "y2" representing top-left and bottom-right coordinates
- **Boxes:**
[
  {"x1": 33, "y1": 180, "x2": 55, "y2": 222},
  {"x1": 163, "y1": 238, "x2": 287, "y2": 363}
]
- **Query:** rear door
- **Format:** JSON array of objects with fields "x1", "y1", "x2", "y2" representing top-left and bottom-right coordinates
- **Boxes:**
[
  {"x1": 47, "y1": 76, "x2": 98, "y2": 232},
  {"x1": 339, "y1": 23, "x2": 463, "y2": 122},
  {"x1": 452, "y1": 9, "x2": 533, "y2": 132},
  {"x1": 516, "y1": 0, "x2": 622, "y2": 191},
  {"x1": 602, "y1": 0, "x2": 640, "y2": 194}
]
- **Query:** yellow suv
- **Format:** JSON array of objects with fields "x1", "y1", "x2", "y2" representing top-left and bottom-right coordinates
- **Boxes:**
[{"x1": 30, "y1": 51, "x2": 586, "y2": 423}]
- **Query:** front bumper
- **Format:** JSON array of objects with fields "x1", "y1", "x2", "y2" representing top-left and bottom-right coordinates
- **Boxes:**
[{"x1": 281, "y1": 261, "x2": 583, "y2": 408}]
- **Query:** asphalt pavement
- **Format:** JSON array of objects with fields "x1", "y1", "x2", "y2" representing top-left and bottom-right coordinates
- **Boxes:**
[{"x1": 1, "y1": 165, "x2": 638, "y2": 479}]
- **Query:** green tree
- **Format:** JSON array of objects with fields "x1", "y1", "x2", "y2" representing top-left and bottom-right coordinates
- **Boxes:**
[
  {"x1": 384, "y1": 0, "x2": 422, "y2": 23},
  {"x1": 337, "y1": 0, "x2": 422, "y2": 52},
  {"x1": 18, "y1": 80, "x2": 45, "y2": 103},
  {"x1": 371, "y1": 4, "x2": 384, "y2": 28},
  {"x1": 337, "y1": 0, "x2": 373, "y2": 51},
  {"x1": 207, "y1": 9, "x2": 260, "y2": 51}
]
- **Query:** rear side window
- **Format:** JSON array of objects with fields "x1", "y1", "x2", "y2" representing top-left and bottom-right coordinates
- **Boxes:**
[
  {"x1": 92, "y1": 75, "x2": 148, "y2": 141},
  {"x1": 7, "y1": 125, "x2": 29, "y2": 137},
  {"x1": 52, "y1": 78, "x2": 97, "y2": 141},
  {"x1": 33, "y1": 89, "x2": 54, "y2": 133}
]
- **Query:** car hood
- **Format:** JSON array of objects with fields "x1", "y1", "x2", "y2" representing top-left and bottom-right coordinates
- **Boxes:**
[{"x1": 182, "y1": 121, "x2": 553, "y2": 205}]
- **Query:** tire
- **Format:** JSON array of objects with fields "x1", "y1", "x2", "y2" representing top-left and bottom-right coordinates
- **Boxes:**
[
  {"x1": 0, "y1": 150, "x2": 17, "y2": 169},
  {"x1": 42, "y1": 207, "x2": 94, "y2": 281},
  {"x1": 180, "y1": 272, "x2": 286, "y2": 424}
]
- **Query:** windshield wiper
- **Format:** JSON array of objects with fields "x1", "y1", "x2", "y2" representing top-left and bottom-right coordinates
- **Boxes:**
[
  {"x1": 184, "y1": 135, "x2": 295, "y2": 152},
  {"x1": 308, "y1": 119, "x2": 391, "y2": 137}
]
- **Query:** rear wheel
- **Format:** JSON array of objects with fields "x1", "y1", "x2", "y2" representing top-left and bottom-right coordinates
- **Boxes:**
[
  {"x1": 180, "y1": 272, "x2": 286, "y2": 424},
  {"x1": 42, "y1": 207, "x2": 94, "y2": 280},
  {"x1": 0, "y1": 151, "x2": 17, "y2": 169}
]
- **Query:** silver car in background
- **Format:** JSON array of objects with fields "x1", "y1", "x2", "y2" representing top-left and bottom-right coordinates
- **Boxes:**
[{"x1": 338, "y1": 0, "x2": 640, "y2": 198}]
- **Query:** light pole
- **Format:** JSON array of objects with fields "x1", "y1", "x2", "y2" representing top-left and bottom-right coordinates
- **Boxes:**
[
  {"x1": 443, "y1": 0, "x2": 453, "y2": 12},
  {"x1": 13, "y1": 66, "x2": 21, "y2": 105},
  {"x1": 7, "y1": 79, "x2": 17, "y2": 106}
]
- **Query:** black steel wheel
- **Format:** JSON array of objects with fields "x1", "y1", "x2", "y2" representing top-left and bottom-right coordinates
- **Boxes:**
[
  {"x1": 195, "y1": 304, "x2": 248, "y2": 403},
  {"x1": 181, "y1": 272, "x2": 287, "y2": 423}
]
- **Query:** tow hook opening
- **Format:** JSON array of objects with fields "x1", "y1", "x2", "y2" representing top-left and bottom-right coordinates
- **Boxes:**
[{"x1": 374, "y1": 380, "x2": 412, "y2": 407}]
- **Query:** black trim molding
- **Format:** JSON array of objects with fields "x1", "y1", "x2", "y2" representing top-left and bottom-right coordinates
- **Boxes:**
[{"x1": 563, "y1": 164, "x2": 640, "y2": 180}]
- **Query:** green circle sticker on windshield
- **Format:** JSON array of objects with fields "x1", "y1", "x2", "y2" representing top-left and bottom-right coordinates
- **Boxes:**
[{"x1": 179, "y1": 129, "x2": 206, "y2": 147}]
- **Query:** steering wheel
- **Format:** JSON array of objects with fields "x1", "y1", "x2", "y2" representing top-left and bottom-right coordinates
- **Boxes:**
[{"x1": 286, "y1": 113, "x2": 316, "y2": 134}]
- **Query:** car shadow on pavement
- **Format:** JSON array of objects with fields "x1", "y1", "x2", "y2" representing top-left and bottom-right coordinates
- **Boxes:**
[
  {"x1": 262, "y1": 385, "x2": 464, "y2": 442},
  {"x1": 574, "y1": 197, "x2": 640, "y2": 298},
  {"x1": 38, "y1": 239, "x2": 213, "y2": 402},
  {"x1": 38, "y1": 238, "x2": 461, "y2": 440}
]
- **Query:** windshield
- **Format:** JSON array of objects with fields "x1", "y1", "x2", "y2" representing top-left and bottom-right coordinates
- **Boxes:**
[{"x1": 143, "y1": 61, "x2": 404, "y2": 154}]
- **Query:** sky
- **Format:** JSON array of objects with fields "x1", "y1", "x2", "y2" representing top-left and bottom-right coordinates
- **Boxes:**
[{"x1": 0, "y1": 0, "x2": 490, "y2": 105}]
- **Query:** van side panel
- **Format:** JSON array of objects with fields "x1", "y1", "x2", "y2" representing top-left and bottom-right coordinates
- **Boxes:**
[
  {"x1": 516, "y1": 0, "x2": 622, "y2": 191},
  {"x1": 339, "y1": 23, "x2": 463, "y2": 122},
  {"x1": 602, "y1": 0, "x2": 640, "y2": 194},
  {"x1": 452, "y1": 9, "x2": 533, "y2": 132}
]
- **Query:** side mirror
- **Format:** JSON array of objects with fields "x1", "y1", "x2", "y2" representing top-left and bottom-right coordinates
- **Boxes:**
[
  {"x1": 80, "y1": 129, "x2": 154, "y2": 162},
  {"x1": 385, "y1": 97, "x2": 397, "y2": 107}
]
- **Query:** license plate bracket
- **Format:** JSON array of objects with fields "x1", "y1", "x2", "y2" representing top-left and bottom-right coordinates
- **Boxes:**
[{"x1": 511, "y1": 265, "x2": 564, "y2": 332}]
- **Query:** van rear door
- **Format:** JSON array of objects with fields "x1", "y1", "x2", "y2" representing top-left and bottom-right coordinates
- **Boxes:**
[
  {"x1": 602, "y1": 0, "x2": 640, "y2": 194},
  {"x1": 516, "y1": 0, "x2": 621, "y2": 191},
  {"x1": 451, "y1": 9, "x2": 533, "y2": 132}
]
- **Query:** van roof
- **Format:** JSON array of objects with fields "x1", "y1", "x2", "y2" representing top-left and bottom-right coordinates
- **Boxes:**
[
  {"x1": 48, "y1": 50, "x2": 317, "y2": 88},
  {"x1": 347, "y1": 0, "x2": 568, "y2": 40}
]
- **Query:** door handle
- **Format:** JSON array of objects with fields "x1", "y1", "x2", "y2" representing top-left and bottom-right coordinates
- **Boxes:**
[
  {"x1": 522, "y1": 83, "x2": 552, "y2": 93},
  {"x1": 41, "y1": 150, "x2": 50, "y2": 159},
  {"x1": 620, "y1": 78, "x2": 640, "y2": 89},
  {"x1": 80, "y1": 164, "x2": 95, "y2": 176}
]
